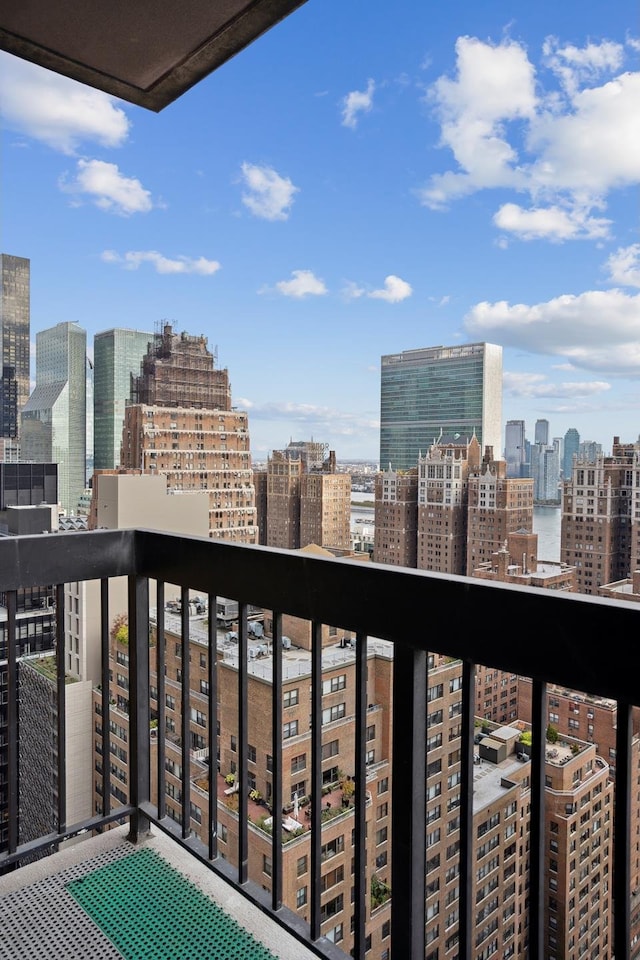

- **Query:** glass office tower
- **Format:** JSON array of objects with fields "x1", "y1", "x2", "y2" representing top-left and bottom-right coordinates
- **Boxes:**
[
  {"x1": 380, "y1": 342, "x2": 502, "y2": 471},
  {"x1": 21, "y1": 322, "x2": 86, "y2": 516},
  {"x1": 93, "y1": 328, "x2": 153, "y2": 470},
  {"x1": 0, "y1": 254, "x2": 30, "y2": 440}
]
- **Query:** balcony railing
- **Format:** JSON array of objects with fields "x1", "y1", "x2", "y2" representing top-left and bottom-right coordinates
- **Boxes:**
[{"x1": 1, "y1": 528, "x2": 639, "y2": 959}]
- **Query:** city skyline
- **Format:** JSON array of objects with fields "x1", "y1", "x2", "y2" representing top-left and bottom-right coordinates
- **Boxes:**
[{"x1": 1, "y1": 0, "x2": 638, "y2": 459}]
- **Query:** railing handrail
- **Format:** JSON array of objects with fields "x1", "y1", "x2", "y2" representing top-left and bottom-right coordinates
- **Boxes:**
[
  {"x1": 1, "y1": 528, "x2": 638, "y2": 703},
  {"x1": 1, "y1": 528, "x2": 638, "y2": 960}
]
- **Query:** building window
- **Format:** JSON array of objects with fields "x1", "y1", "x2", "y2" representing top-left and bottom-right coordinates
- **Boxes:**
[
  {"x1": 283, "y1": 721, "x2": 298, "y2": 739},
  {"x1": 296, "y1": 886, "x2": 308, "y2": 908},
  {"x1": 322, "y1": 703, "x2": 346, "y2": 724},
  {"x1": 297, "y1": 855, "x2": 307, "y2": 877},
  {"x1": 322, "y1": 739, "x2": 339, "y2": 760},
  {"x1": 291, "y1": 753, "x2": 306, "y2": 773},
  {"x1": 284, "y1": 688, "x2": 299, "y2": 708},
  {"x1": 322, "y1": 674, "x2": 346, "y2": 694},
  {"x1": 262, "y1": 855, "x2": 272, "y2": 876}
]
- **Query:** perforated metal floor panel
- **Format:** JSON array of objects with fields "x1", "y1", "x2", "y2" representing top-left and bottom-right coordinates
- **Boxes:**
[
  {"x1": 0, "y1": 844, "x2": 133, "y2": 960},
  {"x1": 1, "y1": 843, "x2": 279, "y2": 960},
  {"x1": 67, "y1": 847, "x2": 278, "y2": 960}
]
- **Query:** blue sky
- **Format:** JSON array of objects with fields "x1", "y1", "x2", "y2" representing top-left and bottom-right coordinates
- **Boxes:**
[{"x1": 2, "y1": 0, "x2": 639, "y2": 461}]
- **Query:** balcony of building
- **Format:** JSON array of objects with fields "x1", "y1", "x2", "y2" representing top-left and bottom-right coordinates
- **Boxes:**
[{"x1": 1, "y1": 528, "x2": 639, "y2": 960}]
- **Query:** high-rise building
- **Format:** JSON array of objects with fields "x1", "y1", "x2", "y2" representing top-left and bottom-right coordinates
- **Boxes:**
[
  {"x1": 534, "y1": 418, "x2": 549, "y2": 445},
  {"x1": 531, "y1": 441, "x2": 561, "y2": 504},
  {"x1": 466, "y1": 453, "x2": 534, "y2": 575},
  {"x1": 416, "y1": 436, "x2": 480, "y2": 574},
  {"x1": 120, "y1": 324, "x2": 257, "y2": 543},
  {"x1": 21, "y1": 321, "x2": 87, "y2": 515},
  {"x1": 561, "y1": 436, "x2": 640, "y2": 594},
  {"x1": 300, "y1": 456, "x2": 350, "y2": 551},
  {"x1": 257, "y1": 443, "x2": 351, "y2": 551},
  {"x1": 563, "y1": 427, "x2": 580, "y2": 478},
  {"x1": 93, "y1": 328, "x2": 153, "y2": 470},
  {"x1": 379, "y1": 342, "x2": 502, "y2": 471},
  {"x1": 265, "y1": 451, "x2": 303, "y2": 549},
  {"x1": 0, "y1": 464, "x2": 59, "y2": 855},
  {"x1": 373, "y1": 438, "x2": 535, "y2": 576},
  {"x1": 578, "y1": 440, "x2": 602, "y2": 462},
  {"x1": 0, "y1": 254, "x2": 30, "y2": 446},
  {"x1": 504, "y1": 419, "x2": 527, "y2": 478},
  {"x1": 373, "y1": 467, "x2": 418, "y2": 567}
]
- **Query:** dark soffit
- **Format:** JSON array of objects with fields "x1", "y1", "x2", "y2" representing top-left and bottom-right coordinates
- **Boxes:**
[{"x1": 0, "y1": 0, "x2": 308, "y2": 112}]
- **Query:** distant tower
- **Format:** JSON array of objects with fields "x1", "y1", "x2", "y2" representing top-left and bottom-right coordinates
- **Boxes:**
[
  {"x1": 0, "y1": 254, "x2": 30, "y2": 447},
  {"x1": 93, "y1": 328, "x2": 153, "y2": 470},
  {"x1": 505, "y1": 420, "x2": 526, "y2": 478},
  {"x1": 531, "y1": 442, "x2": 561, "y2": 504},
  {"x1": 563, "y1": 428, "x2": 580, "y2": 478},
  {"x1": 534, "y1": 419, "x2": 549, "y2": 446},
  {"x1": 21, "y1": 321, "x2": 87, "y2": 515},
  {"x1": 380, "y1": 342, "x2": 502, "y2": 471}
]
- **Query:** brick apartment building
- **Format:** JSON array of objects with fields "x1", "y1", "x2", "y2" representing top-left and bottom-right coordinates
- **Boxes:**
[
  {"x1": 373, "y1": 438, "x2": 534, "y2": 578},
  {"x1": 91, "y1": 598, "x2": 620, "y2": 960},
  {"x1": 471, "y1": 530, "x2": 576, "y2": 592},
  {"x1": 373, "y1": 468, "x2": 418, "y2": 568},
  {"x1": 254, "y1": 443, "x2": 351, "y2": 552},
  {"x1": 561, "y1": 436, "x2": 640, "y2": 595},
  {"x1": 466, "y1": 455, "x2": 534, "y2": 576},
  {"x1": 119, "y1": 324, "x2": 257, "y2": 544},
  {"x1": 418, "y1": 436, "x2": 480, "y2": 574},
  {"x1": 93, "y1": 609, "x2": 393, "y2": 957}
]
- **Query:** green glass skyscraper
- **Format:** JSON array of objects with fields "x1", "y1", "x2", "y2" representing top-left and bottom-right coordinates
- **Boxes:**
[
  {"x1": 93, "y1": 328, "x2": 153, "y2": 470},
  {"x1": 380, "y1": 342, "x2": 502, "y2": 471}
]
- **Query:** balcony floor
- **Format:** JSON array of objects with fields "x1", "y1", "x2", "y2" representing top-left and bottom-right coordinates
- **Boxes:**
[{"x1": 0, "y1": 827, "x2": 317, "y2": 960}]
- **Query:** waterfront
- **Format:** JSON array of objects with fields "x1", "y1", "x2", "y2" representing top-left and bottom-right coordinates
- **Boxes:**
[{"x1": 533, "y1": 505, "x2": 562, "y2": 562}]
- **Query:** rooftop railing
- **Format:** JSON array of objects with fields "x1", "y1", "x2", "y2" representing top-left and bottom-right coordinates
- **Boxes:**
[{"x1": 0, "y1": 528, "x2": 638, "y2": 959}]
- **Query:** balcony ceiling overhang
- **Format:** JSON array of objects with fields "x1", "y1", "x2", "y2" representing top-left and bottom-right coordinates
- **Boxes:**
[{"x1": 0, "y1": 0, "x2": 307, "y2": 112}]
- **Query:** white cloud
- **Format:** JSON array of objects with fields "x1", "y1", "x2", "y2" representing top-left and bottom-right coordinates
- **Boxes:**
[
  {"x1": 0, "y1": 52, "x2": 130, "y2": 154},
  {"x1": 368, "y1": 275, "x2": 413, "y2": 303},
  {"x1": 240, "y1": 162, "x2": 299, "y2": 220},
  {"x1": 341, "y1": 79, "x2": 375, "y2": 129},
  {"x1": 503, "y1": 371, "x2": 610, "y2": 399},
  {"x1": 419, "y1": 37, "x2": 536, "y2": 209},
  {"x1": 420, "y1": 36, "x2": 640, "y2": 242},
  {"x1": 527, "y1": 71, "x2": 640, "y2": 198},
  {"x1": 493, "y1": 202, "x2": 610, "y2": 241},
  {"x1": 341, "y1": 281, "x2": 366, "y2": 300},
  {"x1": 235, "y1": 399, "x2": 379, "y2": 437},
  {"x1": 465, "y1": 288, "x2": 640, "y2": 374},
  {"x1": 60, "y1": 159, "x2": 154, "y2": 215},
  {"x1": 542, "y1": 36, "x2": 624, "y2": 96},
  {"x1": 101, "y1": 250, "x2": 220, "y2": 275},
  {"x1": 605, "y1": 244, "x2": 640, "y2": 288},
  {"x1": 272, "y1": 270, "x2": 327, "y2": 298}
]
